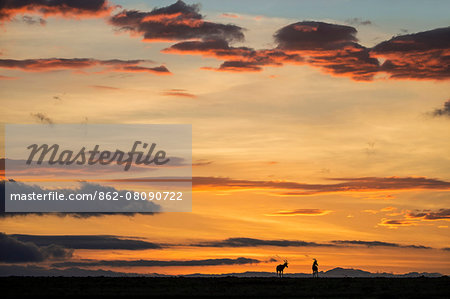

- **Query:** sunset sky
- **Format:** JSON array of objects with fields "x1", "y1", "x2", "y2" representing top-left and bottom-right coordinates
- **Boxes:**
[{"x1": 0, "y1": 0, "x2": 449, "y2": 276}]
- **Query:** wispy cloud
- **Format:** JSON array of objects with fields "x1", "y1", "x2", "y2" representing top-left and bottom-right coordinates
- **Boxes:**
[
  {"x1": 52, "y1": 257, "x2": 260, "y2": 268},
  {"x1": 0, "y1": 58, "x2": 171, "y2": 75},
  {"x1": 345, "y1": 18, "x2": 372, "y2": 26},
  {"x1": 186, "y1": 237, "x2": 431, "y2": 249},
  {"x1": 193, "y1": 176, "x2": 450, "y2": 195},
  {"x1": 378, "y1": 218, "x2": 418, "y2": 228},
  {"x1": 406, "y1": 209, "x2": 450, "y2": 221},
  {"x1": 90, "y1": 85, "x2": 121, "y2": 90},
  {"x1": 30, "y1": 112, "x2": 53, "y2": 124},
  {"x1": 11, "y1": 234, "x2": 162, "y2": 250},
  {"x1": 431, "y1": 100, "x2": 450, "y2": 117},
  {"x1": 378, "y1": 208, "x2": 450, "y2": 228},
  {"x1": 162, "y1": 89, "x2": 196, "y2": 98},
  {"x1": 331, "y1": 240, "x2": 430, "y2": 249},
  {"x1": 265, "y1": 209, "x2": 332, "y2": 216}
]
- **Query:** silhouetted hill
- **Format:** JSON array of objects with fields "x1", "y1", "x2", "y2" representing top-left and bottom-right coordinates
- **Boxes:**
[
  {"x1": 184, "y1": 268, "x2": 443, "y2": 278},
  {"x1": 0, "y1": 264, "x2": 444, "y2": 278}
]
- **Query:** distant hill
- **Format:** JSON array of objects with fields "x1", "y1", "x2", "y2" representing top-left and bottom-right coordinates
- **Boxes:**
[
  {"x1": 184, "y1": 267, "x2": 443, "y2": 278},
  {"x1": 0, "y1": 265, "x2": 443, "y2": 277}
]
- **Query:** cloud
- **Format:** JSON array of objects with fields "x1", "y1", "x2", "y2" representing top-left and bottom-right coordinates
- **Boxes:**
[
  {"x1": 0, "y1": 180, "x2": 161, "y2": 217},
  {"x1": 274, "y1": 21, "x2": 359, "y2": 51},
  {"x1": 30, "y1": 112, "x2": 53, "y2": 124},
  {"x1": 163, "y1": 38, "x2": 304, "y2": 72},
  {"x1": 187, "y1": 237, "x2": 432, "y2": 250},
  {"x1": 0, "y1": 0, "x2": 113, "y2": 22},
  {"x1": 274, "y1": 21, "x2": 379, "y2": 81},
  {"x1": 189, "y1": 237, "x2": 325, "y2": 248},
  {"x1": 0, "y1": 58, "x2": 171, "y2": 75},
  {"x1": 431, "y1": 100, "x2": 450, "y2": 117},
  {"x1": 331, "y1": 240, "x2": 431, "y2": 249},
  {"x1": 20, "y1": 15, "x2": 46, "y2": 26},
  {"x1": 406, "y1": 209, "x2": 450, "y2": 221},
  {"x1": 162, "y1": 89, "x2": 196, "y2": 98},
  {"x1": 161, "y1": 18, "x2": 447, "y2": 81},
  {"x1": 380, "y1": 206, "x2": 396, "y2": 212},
  {"x1": 90, "y1": 85, "x2": 120, "y2": 90},
  {"x1": 0, "y1": 233, "x2": 73, "y2": 263},
  {"x1": 378, "y1": 218, "x2": 418, "y2": 228},
  {"x1": 203, "y1": 60, "x2": 262, "y2": 72},
  {"x1": 345, "y1": 18, "x2": 372, "y2": 26},
  {"x1": 0, "y1": 74, "x2": 17, "y2": 80},
  {"x1": 375, "y1": 208, "x2": 450, "y2": 229},
  {"x1": 163, "y1": 21, "x2": 377, "y2": 80},
  {"x1": 109, "y1": 0, "x2": 244, "y2": 42},
  {"x1": 221, "y1": 13, "x2": 239, "y2": 19},
  {"x1": 265, "y1": 209, "x2": 332, "y2": 216},
  {"x1": 192, "y1": 176, "x2": 450, "y2": 195},
  {"x1": 11, "y1": 234, "x2": 162, "y2": 250},
  {"x1": 371, "y1": 27, "x2": 450, "y2": 80},
  {"x1": 192, "y1": 159, "x2": 213, "y2": 167},
  {"x1": 52, "y1": 257, "x2": 260, "y2": 268}
]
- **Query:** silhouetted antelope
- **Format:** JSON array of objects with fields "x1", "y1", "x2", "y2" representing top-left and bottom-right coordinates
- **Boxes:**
[
  {"x1": 312, "y1": 258, "x2": 319, "y2": 278},
  {"x1": 276, "y1": 260, "x2": 288, "y2": 277}
]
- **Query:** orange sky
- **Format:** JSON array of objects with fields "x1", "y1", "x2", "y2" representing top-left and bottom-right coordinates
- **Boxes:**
[{"x1": 0, "y1": 0, "x2": 449, "y2": 276}]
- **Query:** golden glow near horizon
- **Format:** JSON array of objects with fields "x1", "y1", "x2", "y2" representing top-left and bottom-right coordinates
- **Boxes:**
[{"x1": 0, "y1": 0, "x2": 449, "y2": 276}]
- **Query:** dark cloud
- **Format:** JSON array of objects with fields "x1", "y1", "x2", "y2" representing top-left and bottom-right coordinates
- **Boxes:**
[
  {"x1": 432, "y1": 100, "x2": 450, "y2": 117},
  {"x1": 164, "y1": 21, "x2": 378, "y2": 79},
  {"x1": 189, "y1": 237, "x2": 325, "y2": 248},
  {"x1": 406, "y1": 209, "x2": 450, "y2": 220},
  {"x1": 193, "y1": 176, "x2": 450, "y2": 195},
  {"x1": 331, "y1": 240, "x2": 431, "y2": 249},
  {"x1": 274, "y1": 21, "x2": 379, "y2": 81},
  {"x1": 0, "y1": 0, "x2": 112, "y2": 21},
  {"x1": 162, "y1": 19, "x2": 447, "y2": 81},
  {"x1": 207, "y1": 60, "x2": 262, "y2": 72},
  {"x1": 52, "y1": 257, "x2": 260, "y2": 268},
  {"x1": 11, "y1": 234, "x2": 162, "y2": 250},
  {"x1": 371, "y1": 27, "x2": 450, "y2": 80},
  {"x1": 274, "y1": 21, "x2": 358, "y2": 51},
  {"x1": 109, "y1": 0, "x2": 244, "y2": 42},
  {"x1": 187, "y1": 237, "x2": 432, "y2": 250},
  {"x1": 164, "y1": 38, "x2": 303, "y2": 72},
  {"x1": 0, "y1": 180, "x2": 160, "y2": 217},
  {"x1": 0, "y1": 233, "x2": 73, "y2": 263},
  {"x1": 30, "y1": 112, "x2": 53, "y2": 124},
  {"x1": 0, "y1": 58, "x2": 171, "y2": 75}
]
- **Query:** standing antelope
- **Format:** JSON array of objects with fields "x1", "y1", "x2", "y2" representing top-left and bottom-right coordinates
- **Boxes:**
[
  {"x1": 276, "y1": 260, "x2": 289, "y2": 277},
  {"x1": 312, "y1": 258, "x2": 319, "y2": 278}
]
